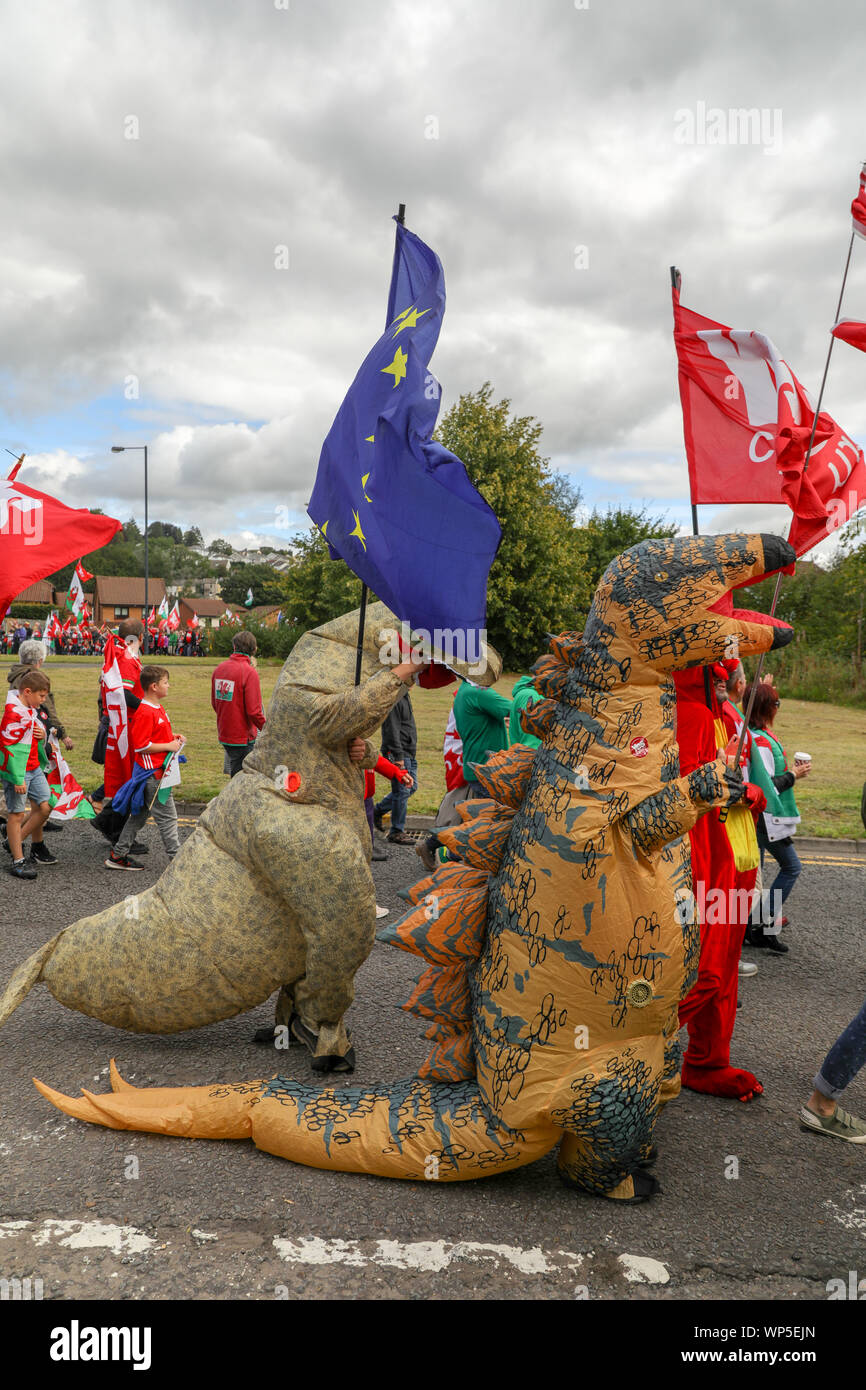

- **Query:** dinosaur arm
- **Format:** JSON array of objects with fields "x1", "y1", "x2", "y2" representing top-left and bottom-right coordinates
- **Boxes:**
[
  {"x1": 626, "y1": 758, "x2": 743, "y2": 858},
  {"x1": 359, "y1": 739, "x2": 379, "y2": 769},
  {"x1": 307, "y1": 670, "x2": 409, "y2": 747}
]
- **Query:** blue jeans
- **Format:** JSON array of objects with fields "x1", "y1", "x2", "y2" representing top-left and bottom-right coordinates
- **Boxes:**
[
  {"x1": 814, "y1": 996, "x2": 866, "y2": 1099},
  {"x1": 376, "y1": 754, "x2": 417, "y2": 833},
  {"x1": 751, "y1": 822, "x2": 801, "y2": 927}
]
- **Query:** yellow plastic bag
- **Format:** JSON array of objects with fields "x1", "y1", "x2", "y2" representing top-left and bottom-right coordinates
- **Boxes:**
[{"x1": 722, "y1": 801, "x2": 760, "y2": 873}]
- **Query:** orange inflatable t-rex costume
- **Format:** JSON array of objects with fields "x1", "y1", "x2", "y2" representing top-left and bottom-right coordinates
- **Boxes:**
[{"x1": 34, "y1": 533, "x2": 794, "y2": 1203}]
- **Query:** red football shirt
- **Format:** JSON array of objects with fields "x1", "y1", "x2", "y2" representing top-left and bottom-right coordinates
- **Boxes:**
[{"x1": 130, "y1": 700, "x2": 174, "y2": 778}]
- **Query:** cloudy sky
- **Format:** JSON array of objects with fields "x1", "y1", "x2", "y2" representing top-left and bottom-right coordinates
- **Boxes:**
[{"x1": 4, "y1": 0, "x2": 866, "y2": 558}]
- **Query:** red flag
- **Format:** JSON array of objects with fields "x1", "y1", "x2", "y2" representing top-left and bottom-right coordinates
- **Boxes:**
[
  {"x1": 75, "y1": 559, "x2": 94, "y2": 583},
  {"x1": 830, "y1": 319, "x2": 866, "y2": 353},
  {"x1": 852, "y1": 164, "x2": 866, "y2": 240},
  {"x1": 673, "y1": 285, "x2": 866, "y2": 553},
  {"x1": 673, "y1": 286, "x2": 811, "y2": 504},
  {"x1": 0, "y1": 479, "x2": 120, "y2": 618}
]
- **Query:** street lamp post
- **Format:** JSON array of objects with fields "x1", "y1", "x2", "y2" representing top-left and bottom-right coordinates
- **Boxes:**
[{"x1": 111, "y1": 444, "x2": 148, "y2": 652}]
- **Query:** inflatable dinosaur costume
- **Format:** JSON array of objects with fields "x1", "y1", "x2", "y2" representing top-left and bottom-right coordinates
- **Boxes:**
[
  {"x1": 34, "y1": 533, "x2": 794, "y2": 1202},
  {"x1": 0, "y1": 602, "x2": 499, "y2": 1065}
]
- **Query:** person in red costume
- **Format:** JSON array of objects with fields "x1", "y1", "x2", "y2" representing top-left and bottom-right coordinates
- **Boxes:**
[{"x1": 676, "y1": 664, "x2": 765, "y2": 1102}]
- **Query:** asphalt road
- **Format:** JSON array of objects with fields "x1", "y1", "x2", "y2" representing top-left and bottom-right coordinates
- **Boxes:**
[{"x1": 0, "y1": 817, "x2": 864, "y2": 1303}]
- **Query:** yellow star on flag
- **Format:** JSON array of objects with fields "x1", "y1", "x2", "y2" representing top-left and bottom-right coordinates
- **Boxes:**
[
  {"x1": 392, "y1": 305, "x2": 430, "y2": 337},
  {"x1": 361, "y1": 473, "x2": 372, "y2": 502},
  {"x1": 320, "y1": 520, "x2": 329, "y2": 538},
  {"x1": 381, "y1": 346, "x2": 408, "y2": 388},
  {"x1": 349, "y1": 510, "x2": 367, "y2": 551},
  {"x1": 365, "y1": 434, "x2": 375, "y2": 442}
]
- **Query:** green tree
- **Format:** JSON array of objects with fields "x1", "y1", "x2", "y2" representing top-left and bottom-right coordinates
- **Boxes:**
[
  {"x1": 183, "y1": 526, "x2": 204, "y2": 548},
  {"x1": 436, "y1": 383, "x2": 591, "y2": 668},
  {"x1": 576, "y1": 506, "x2": 678, "y2": 593},
  {"x1": 218, "y1": 562, "x2": 287, "y2": 607},
  {"x1": 208, "y1": 538, "x2": 233, "y2": 558},
  {"x1": 281, "y1": 530, "x2": 367, "y2": 629}
]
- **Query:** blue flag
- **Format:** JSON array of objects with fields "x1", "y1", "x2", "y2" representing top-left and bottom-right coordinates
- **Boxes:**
[{"x1": 308, "y1": 222, "x2": 501, "y2": 646}]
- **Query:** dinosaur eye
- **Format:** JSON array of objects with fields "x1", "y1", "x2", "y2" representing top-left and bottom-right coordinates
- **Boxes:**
[{"x1": 654, "y1": 570, "x2": 668, "y2": 582}]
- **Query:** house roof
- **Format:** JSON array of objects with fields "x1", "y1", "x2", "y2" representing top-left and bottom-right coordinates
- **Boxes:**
[
  {"x1": 14, "y1": 581, "x2": 55, "y2": 604},
  {"x1": 178, "y1": 597, "x2": 227, "y2": 616},
  {"x1": 94, "y1": 576, "x2": 167, "y2": 605}
]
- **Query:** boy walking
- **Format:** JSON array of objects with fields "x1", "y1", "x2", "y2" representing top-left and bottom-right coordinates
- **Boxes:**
[
  {"x1": 106, "y1": 665, "x2": 183, "y2": 870},
  {"x1": 1, "y1": 670, "x2": 58, "y2": 879}
]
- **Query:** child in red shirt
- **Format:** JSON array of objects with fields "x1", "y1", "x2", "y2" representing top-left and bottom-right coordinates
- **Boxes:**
[{"x1": 107, "y1": 665, "x2": 183, "y2": 870}]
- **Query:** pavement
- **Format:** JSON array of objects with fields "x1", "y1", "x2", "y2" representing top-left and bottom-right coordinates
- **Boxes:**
[{"x1": 1, "y1": 814, "x2": 865, "y2": 1303}]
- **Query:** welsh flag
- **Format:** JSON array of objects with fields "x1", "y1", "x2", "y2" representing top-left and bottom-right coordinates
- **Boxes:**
[
  {"x1": 442, "y1": 704, "x2": 466, "y2": 792},
  {"x1": 46, "y1": 732, "x2": 95, "y2": 820},
  {"x1": 0, "y1": 690, "x2": 40, "y2": 785},
  {"x1": 75, "y1": 560, "x2": 94, "y2": 585},
  {"x1": 189, "y1": 612, "x2": 200, "y2": 629},
  {"x1": 167, "y1": 601, "x2": 180, "y2": 632},
  {"x1": 158, "y1": 595, "x2": 169, "y2": 619},
  {"x1": 245, "y1": 588, "x2": 254, "y2": 608},
  {"x1": 673, "y1": 283, "x2": 866, "y2": 554},
  {"x1": 101, "y1": 633, "x2": 130, "y2": 771},
  {"x1": 66, "y1": 568, "x2": 85, "y2": 621}
]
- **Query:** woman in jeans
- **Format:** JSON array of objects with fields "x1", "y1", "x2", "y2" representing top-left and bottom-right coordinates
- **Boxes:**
[{"x1": 743, "y1": 681, "x2": 810, "y2": 954}]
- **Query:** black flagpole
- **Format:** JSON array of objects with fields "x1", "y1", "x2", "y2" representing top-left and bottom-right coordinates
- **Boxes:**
[{"x1": 354, "y1": 202, "x2": 406, "y2": 686}]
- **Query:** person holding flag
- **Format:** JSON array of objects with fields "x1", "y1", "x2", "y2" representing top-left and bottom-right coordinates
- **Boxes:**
[
  {"x1": 91, "y1": 619, "x2": 145, "y2": 845},
  {"x1": 0, "y1": 668, "x2": 55, "y2": 879}
]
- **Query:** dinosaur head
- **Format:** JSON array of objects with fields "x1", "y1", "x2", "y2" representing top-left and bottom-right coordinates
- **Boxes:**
[
  {"x1": 286, "y1": 600, "x2": 502, "y2": 694},
  {"x1": 589, "y1": 532, "x2": 795, "y2": 675}
]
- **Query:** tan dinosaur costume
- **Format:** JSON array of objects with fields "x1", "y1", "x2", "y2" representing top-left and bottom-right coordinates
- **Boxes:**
[
  {"x1": 34, "y1": 533, "x2": 794, "y2": 1201},
  {"x1": 0, "y1": 602, "x2": 499, "y2": 1067}
]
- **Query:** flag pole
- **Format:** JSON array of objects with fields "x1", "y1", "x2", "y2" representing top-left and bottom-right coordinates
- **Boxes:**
[
  {"x1": 724, "y1": 184, "x2": 860, "y2": 808},
  {"x1": 354, "y1": 201, "x2": 406, "y2": 687},
  {"x1": 674, "y1": 265, "x2": 715, "y2": 713}
]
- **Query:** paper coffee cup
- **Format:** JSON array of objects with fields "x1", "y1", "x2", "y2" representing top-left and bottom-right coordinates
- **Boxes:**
[{"x1": 794, "y1": 751, "x2": 811, "y2": 766}]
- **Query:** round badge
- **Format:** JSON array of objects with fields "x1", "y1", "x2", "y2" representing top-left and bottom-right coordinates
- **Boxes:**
[
  {"x1": 629, "y1": 736, "x2": 649, "y2": 758},
  {"x1": 627, "y1": 980, "x2": 653, "y2": 1009},
  {"x1": 285, "y1": 771, "x2": 301, "y2": 793}
]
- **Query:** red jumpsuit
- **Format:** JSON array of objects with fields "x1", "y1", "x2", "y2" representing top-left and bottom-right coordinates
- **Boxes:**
[{"x1": 676, "y1": 669, "x2": 762, "y2": 1100}]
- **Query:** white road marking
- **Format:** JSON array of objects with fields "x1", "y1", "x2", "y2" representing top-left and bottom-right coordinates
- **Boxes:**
[
  {"x1": 30, "y1": 1219, "x2": 153, "y2": 1254},
  {"x1": 270, "y1": 1235, "x2": 639, "y2": 1278},
  {"x1": 618, "y1": 1253, "x2": 670, "y2": 1284},
  {"x1": 825, "y1": 1187, "x2": 866, "y2": 1236}
]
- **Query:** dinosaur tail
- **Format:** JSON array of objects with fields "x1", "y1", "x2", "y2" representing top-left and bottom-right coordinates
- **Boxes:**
[
  {"x1": 0, "y1": 932, "x2": 64, "y2": 1030},
  {"x1": 34, "y1": 1061, "x2": 558, "y2": 1181}
]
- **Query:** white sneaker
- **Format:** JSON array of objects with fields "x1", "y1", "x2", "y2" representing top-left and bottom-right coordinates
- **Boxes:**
[
  {"x1": 375, "y1": 904, "x2": 389, "y2": 919},
  {"x1": 738, "y1": 958, "x2": 758, "y2": 977}
]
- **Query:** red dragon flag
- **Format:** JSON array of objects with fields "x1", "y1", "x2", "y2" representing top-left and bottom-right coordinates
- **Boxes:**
[
  {"x1": 75, "y1": 559, "x2": 94, "y2": 585},
  {"x1": 852, "y1": 165, "x2": 866, "y2": 240},
  {"x1": 0, "y1": 479, "x2": 120, "y2": 619},
  {"x1": 101, "y1": 633, "x2": 130, "y2": 774},
  {"x1": 830, "y1": 319, "x2": 866, "y2": 353}
]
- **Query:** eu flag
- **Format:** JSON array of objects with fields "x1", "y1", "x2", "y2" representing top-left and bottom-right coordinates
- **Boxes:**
[{"x1": 308, "y1": 221, "x2": 501, "y2": 646}]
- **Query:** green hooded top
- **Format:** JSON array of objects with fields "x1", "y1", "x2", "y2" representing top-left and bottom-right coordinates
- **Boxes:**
[{"x1": 509, "y1": 675, "x2": 542, "y2": 750}]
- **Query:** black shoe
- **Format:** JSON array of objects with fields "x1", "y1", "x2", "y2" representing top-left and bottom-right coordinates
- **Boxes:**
[
  {"x1": 91, "y1": 814, "x2": 117, "y2": 844},
  {"x1": 252, "y1": 1014, "x2": 301, "y2": 1046},
  {"x1": 371, "y1": 842, "x2": 388, "y2": 861},
  {"x1": 128, "y1": 840, "x2": 150, "y2": 854},
  {"x1": 9, "y1": 858, "x2": 37, "y2": 880},
  {"x1": 30, "y1": 842, "x2": 58, "y2": 865},
  {"x1": 373, "y1": 808, "x2": 385, "y2": 832},
  {"x1": 765, "y1": 934, "x2": 789, "y2": 954},
  {"x1": 42, "y1": 820, "x2": 63, "y2": 833},
  {"x1": 105, "y1": 851, "x2": 145, "y2": 871}
]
